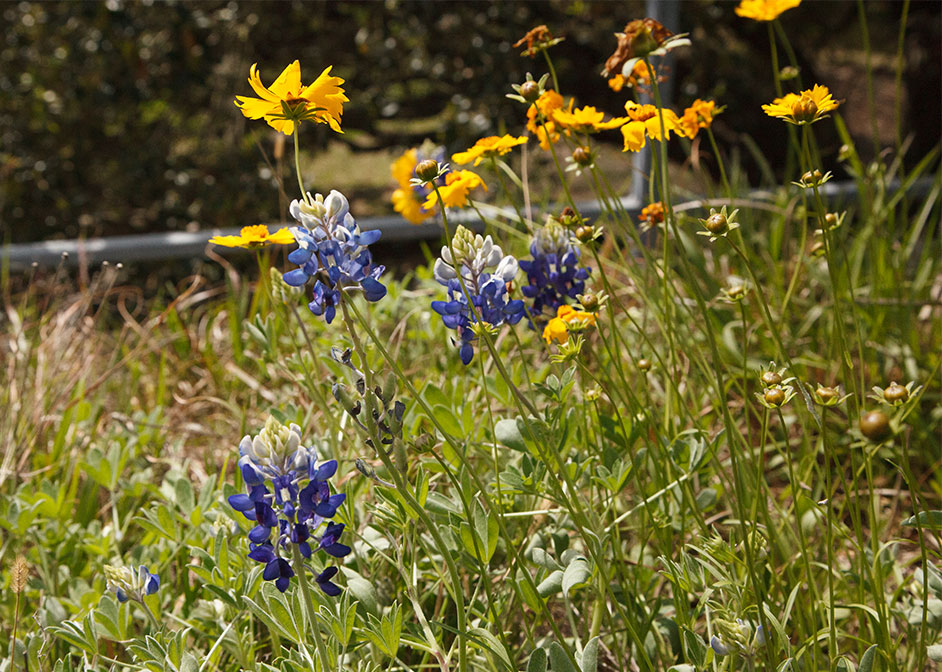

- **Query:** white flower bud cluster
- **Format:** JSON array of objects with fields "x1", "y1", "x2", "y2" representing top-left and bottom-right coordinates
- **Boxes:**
[
  {"x1": 240, "y1": 416, "x2": 302, "y2": 474},
  {"x1": 433, "y1": 225, "x2": 518, "y2": 287}
]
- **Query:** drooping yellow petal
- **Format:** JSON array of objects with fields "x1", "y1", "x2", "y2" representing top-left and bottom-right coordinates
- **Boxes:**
[
  {"x1": 247, "y1": 63, "x2": 281, "y2": 103},
  {"x1": 300, "y1": 66, "x2": 348, "y2": 123},
  {"x1": 235, "y1": 95, "x2": 278, "y2": 119},
  {"x1": 735, "y1": 0, "x2": 801, "y2": 22},
  {"x1": 621, "y1": 121, "x2": 647, "y2": 152},
  {"x1": 266, "y1": 227, "x2": 298, "y2": 245}
]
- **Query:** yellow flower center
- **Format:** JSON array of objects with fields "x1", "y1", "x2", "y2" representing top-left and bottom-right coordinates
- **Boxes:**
[{"x1": 240, "y1": 225, "x2": 271, "y2": 242}]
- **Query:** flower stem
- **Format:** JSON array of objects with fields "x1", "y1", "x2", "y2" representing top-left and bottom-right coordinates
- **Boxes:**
[
  {"x1": 293, "y1": 129, "x2": 308, "y2": 202},
  {"x1": 291, "y1": 544, "x2": 333, "y2": 669}
]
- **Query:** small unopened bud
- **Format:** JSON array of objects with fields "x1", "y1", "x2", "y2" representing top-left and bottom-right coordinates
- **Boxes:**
[
  {"x1": 572, "y1": 146, "x2": 592, "y2": 166},
  {"x1": 579, "y1": 293, "x2": 600, "y2": 312},
  {"x1": 520, "y1": 80, "x2": 540, "y2": 102},
  {"x1": 575, "y1": 226, "x2": 595, "y2": 243},
  {"x1": 802, "y1": 169, "x2": 823, "y2": 184},
  {"x1": 415, "y1": 159, "x2": 440, "y2": 182},
  {"x1": 793, "y1": 96, "x2": 818, "y2": 123},
  {"x1": 763, "y1": 387, "x2": 786, "y2": 406},
  {"x1": 860, "y1": 410, "x2": 891, "y2": 442},
  {"x1": 824, "y1": 213, "x2": 838, "y2": 228},
  {"x1": 815, "y1": 385, "x2": 839, "y2": 403},
  {"x1": 761, "y1": 371, "x2": 782, "y2": 386},
  {"x1": 727, "y1": 284, "x2": 746, "y2": 300},
  {"x1": 883, "y1": 382, "x2": 909, "y2": 404},
  {"x1": 637, "y1": 358, "x2": 652, "y2": 372},
  {"x1": 705, "y1": 212, "x2": 728, "y2": 234}
]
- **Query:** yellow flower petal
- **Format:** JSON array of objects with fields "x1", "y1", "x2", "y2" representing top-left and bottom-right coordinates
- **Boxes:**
[
  {"x1": 268, "y1": 60, "x2": 302, "y2": 99},
  {"x1": 735, "y1": 0, "x2": 801, "y2": 21}
]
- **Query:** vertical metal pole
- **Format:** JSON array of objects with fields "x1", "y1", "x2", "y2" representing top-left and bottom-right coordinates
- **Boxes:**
[{"x1": 630, "y1": 0, "x2": 681, "y2": 205}]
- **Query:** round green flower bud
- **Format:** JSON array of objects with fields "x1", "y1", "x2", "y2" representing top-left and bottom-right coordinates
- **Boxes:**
[
  {"x1": 520, "y1": 80, "x2": 540, "y2": 103},
  {"x1": 415, "y1": 159, "x2": 440, "y2": 182},
  {"x1": 575, "y1": 225, "x2": 595, "y2": 243},
  {"x1": 637, "y1": 358, "x2": 652, "y2": 372},
  {"x1": 815, "y1": 385, "x2": 839, "y2": 403},
  {"x1": 705, "y1": 212, "x2": 728, "y2": 234}
]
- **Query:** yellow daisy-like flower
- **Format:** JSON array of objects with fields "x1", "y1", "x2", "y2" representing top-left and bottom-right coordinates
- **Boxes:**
[
  {"x1": 391, "y1": 148, "x2": 418, "y2": 188},
  {"x1": 621, "y1": 101, "x2": 683, "y2": 152},
  {"x1": 392, "y1": 187, "x2": 433, "y2": 225},
  {"x1": 761, "y1": 84, "x2": 839, "y2": 125},
  {"x1": 552, "y1": 106, "x2": 628, "y2": 134},
  {"x1": 451, "y1": 135, "x2": 528, "y2": 166},
  {"x1": 209, "y1": 225, "x2": 296, "y2": 249},
  {"x1": 735, "y1": 0, "x2": 801, "y2": 22},
  {"x1": 234, "y1": 61, "x2": 348, "y2": 135},
  {"x1": 678, "y1": 99, "x2": 717, "y2": 139},
  {"x1": 526, "y1": 90, "x2": 573, "y2": 150},
  {"x1": 608, "y1": 61, "x2": 659, "y2": 92},
  {"x1": 423, "y1": 170, "x2": 487, "y2": 209},
  {"x1": 542, "y1": 305, "x2": 597, "y2": 344}
]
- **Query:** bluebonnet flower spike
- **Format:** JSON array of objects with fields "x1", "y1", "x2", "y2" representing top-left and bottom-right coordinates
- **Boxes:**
[
  {"x1": 228, "y1": 417, "x2": 348, "y2": 594},
  {"x1": 282, "y1": 190, "x2": 386, "y2": 323},
  {"x1": 431, "y1": 225, "x2": 525, "y2": 364}
]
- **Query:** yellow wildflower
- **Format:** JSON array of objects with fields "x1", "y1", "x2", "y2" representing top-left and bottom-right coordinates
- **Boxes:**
[
  {"x1": 679, "y1": 99, "x2": 717, "y2": 139},
  {"x1": 451, "y1": 135, "x2": 528, "y2": 166},
  {"x1": 608, "y1": 61, "x2": 659, "y2": 92},
  {"x1": 542, "y1": 305, "x2": 597, "y2": 344},
  {"x1": 526, "y1": 90, "x2": 573, "y2": 150},
  {"x1": 621, "y1": 101, "x2": 683, "y2": 152},
  {"x1": 423, "y1": 170, "x2": 487, "y2": 209},
  {"x1": 735, "y1": 0, "x2": 801, "y2": 22},
  {"x1": 234, "y1": 61, "x2": 347, "y2": 135},
  {"x1": 761, "y1": 84, "x2": 839, "y2": 125},
  {"x1": 209, "y1": 225, "x2": 296, "y2": 249},
  {"x1": 552, "y1": 106, "x2": 628, "y2": 134},
  {"x1": 389, "y1": 148, "x2": 435, "y2": 224},
  {"x1": 638, "y1": 201, "x2": 665, "y2": 230},
  {"x1": 391, "y1": 148, "x2": 418, "y2": 188}
]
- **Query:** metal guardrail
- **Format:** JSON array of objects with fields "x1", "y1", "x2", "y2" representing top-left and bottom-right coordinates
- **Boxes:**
[{"x1": 4, "y1": 177, "x2": 932, "y2": 271}]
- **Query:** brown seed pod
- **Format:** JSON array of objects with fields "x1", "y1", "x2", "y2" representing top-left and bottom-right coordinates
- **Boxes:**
[
  {"x1": 859, "y1": 410, "x2": 891, "y2": 442},
  {"x1": 764, "y1": 387, "x2": 786, "y2": 406},
  {"x1": 883, "y1": 382, "x2": 909, "y2": 404},
  {"x1": 761, "y1": 371, "x2": 783, "y2": 386}
]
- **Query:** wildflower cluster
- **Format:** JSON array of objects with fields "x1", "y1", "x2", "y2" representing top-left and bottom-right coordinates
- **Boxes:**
[
  {"x1": 228, "y1": 417, "x2": 348, "y2": 594},
  {"x1": 542, "y1": 304, "x2": 597, "y2": 344},
  {"x1": 431, "y1": 225, "x2": 525, "y2": 365},
  {"x1": 391, "y1": 145, "x2": 449, "y2": 225},
  {"x1": 519, "y1": 218, "x2": 591, "y2": 319},
  {"x1": 282, "y1": 190, "x2": 386, "y2": 323},
  {"x1": 710, "y1": 618, "x2": 766, "y2": 658},
  {"x1": 104, "y1": 564, "x2": 159, "y2": 604}
]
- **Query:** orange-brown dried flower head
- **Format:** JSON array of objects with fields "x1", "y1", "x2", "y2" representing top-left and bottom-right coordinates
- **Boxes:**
[
  {"x1": 514, "y1": 25, "x2": 563, "y2": 58},
  {"x1": 603, "y1": 19, "x2": 674, "y2": 77}
]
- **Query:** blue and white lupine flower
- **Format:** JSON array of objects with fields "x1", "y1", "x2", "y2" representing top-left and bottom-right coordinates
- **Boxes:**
[
  {"x1": 519, "y1": 219, "x2": 590, "y2": 320},
  {"x1": 710, "y1": 619, "x2": 765, "y2": 658},
  {"x1": 104, "y1": 564, "x2": 159, "y2": 604},
  {"x1": 282, "y1": 190, "x2": 386, "y2": 323},
  {"x1": 228, "y1": 417, "x2": 349, "y2": 594},
  {"x1": 431, "y1": 225, "x2": 525, "y2": 365}
]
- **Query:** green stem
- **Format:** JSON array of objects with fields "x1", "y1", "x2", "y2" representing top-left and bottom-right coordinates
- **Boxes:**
[
  {"x1": 292, "y1": 544, "x2": 333, "y2": 670},
  {"x1": 293, "y1": 130, "x2": 308, "y2": 201}
]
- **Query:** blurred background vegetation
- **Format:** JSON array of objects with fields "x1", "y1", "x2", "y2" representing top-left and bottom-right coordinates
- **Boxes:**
[{"x1": 1, "y1": 0, "x2": 939, "y2": 245}]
